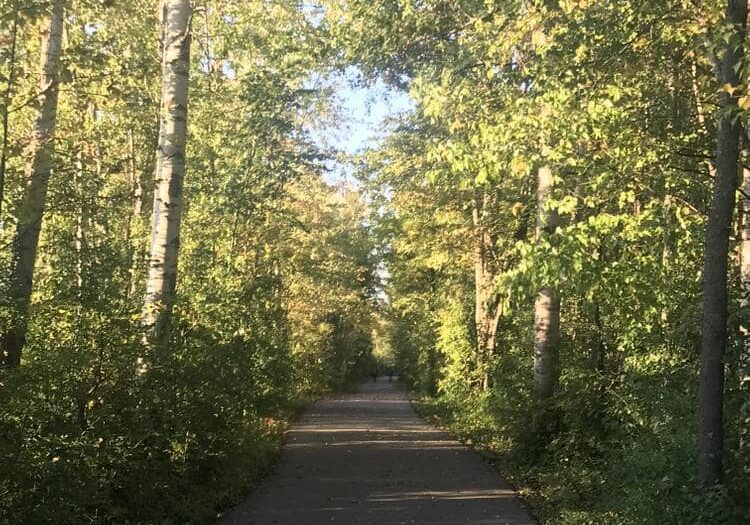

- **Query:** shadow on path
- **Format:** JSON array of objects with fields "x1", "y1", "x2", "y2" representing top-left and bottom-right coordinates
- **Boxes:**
[{"x1": 218, "y1": 380, "x2": 536, "y2": 525}]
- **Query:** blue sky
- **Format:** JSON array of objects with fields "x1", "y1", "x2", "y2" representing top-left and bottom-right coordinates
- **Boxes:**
[{"x1": 307, "y1": 68, "x2": 414, "y2": 184}]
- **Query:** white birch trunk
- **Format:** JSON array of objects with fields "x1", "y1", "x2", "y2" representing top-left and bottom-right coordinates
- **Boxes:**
[
  {"x1": 1, "y1": 1, "x2": 64, "y2": 367},
  {"x1": 141, "y1": 0, "x2": 192, "y2": 353},
  {"x1": 533, "y1": 166, "x2": 561, "y2": 399}
]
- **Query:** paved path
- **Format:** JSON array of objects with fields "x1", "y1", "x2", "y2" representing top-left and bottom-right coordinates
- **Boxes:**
[{"x1": 218, "y1": 380, "x2": 536, "y2": 525}]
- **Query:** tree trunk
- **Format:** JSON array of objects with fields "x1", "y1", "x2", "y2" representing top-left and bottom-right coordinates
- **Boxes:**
[
  {"x1": 0, "y1": 1, "x2": 64, "y2": 367},
  {"x1": 472, "y1": 188, "x2": 501, "y2": 390},
  {"x1": 661, "y1": 194, "x2": 675, "y2": 324},
  {"x1": 74, "y1": 149, "x2": 86, "y2": 309},
  {"x1": 141, "y1": 0, "x2": 192, "y2": 353},
  {"x1": 126, "y1": 129, "x2": 144, "y2": 301},
  {"x1": 533, "y1": 166, "x2": 561, "y2": 400},
  {"x1": 0, "y1": 14, "x2": 19, "y2": 225},
  {"x1": 741, "y1": 169, "x2": 750, "y2": 304},
  {"x1": 740, "y1": 167, "x2": 750, "y2": 457},
  {"x1": 697, "y1": 0, "x2": 747, "y2": 489}
]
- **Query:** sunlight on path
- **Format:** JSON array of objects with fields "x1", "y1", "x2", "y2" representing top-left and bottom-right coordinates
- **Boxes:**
[{"x1": 218, "y1": 380, "x2": 536, "y2": 525}]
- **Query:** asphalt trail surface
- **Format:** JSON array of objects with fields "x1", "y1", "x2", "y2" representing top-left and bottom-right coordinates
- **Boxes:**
[{"x1": 218, "y1": 379, "x2": 536, "y2": 525}]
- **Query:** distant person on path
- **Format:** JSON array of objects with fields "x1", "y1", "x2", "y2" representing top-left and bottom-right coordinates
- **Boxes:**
[
  {"x1": 371, "y1": 369, "x2": 378, "y2": 382},
  {"x1": 387, "y1": 367, "x2": 394, "y2": 382}
]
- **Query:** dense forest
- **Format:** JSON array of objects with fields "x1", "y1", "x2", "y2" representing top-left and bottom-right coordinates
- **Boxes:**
[{"x1": 0, "y1": 0, "x2": 749, "y2": 524}]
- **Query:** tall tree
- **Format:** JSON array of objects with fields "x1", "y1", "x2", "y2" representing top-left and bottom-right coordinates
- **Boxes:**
[
  {"x1": 1, "y1": 0, "x2": 64, "y2": 367},
  {"x1": 0, "y1": 13, "x2": 19, "y2": 221},
  {"x1": 472, "y1": 187, "x2": 502, "y2": 391},
  {"x1": 532, "y1": 165, "x2": 561, "y2": 401},
  {"x1": 697, "y1": 0, "x2": 747, "y2": 488},
  {"x1": 141, "y1": 0, "x2": 192, "y2": 352},
  {"x1": 740, "y1": 168, "x2": 750, "y2": 456}
]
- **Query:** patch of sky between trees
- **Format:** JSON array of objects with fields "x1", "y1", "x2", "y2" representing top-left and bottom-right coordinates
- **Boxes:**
[{"x1": 305, "y1": 67, "x2": 415, "y2": 185}]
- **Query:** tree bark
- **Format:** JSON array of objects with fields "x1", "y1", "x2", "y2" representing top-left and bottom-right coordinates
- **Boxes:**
[
  {"x1": 741, "y1": 170, "x2": 750, "y2": 306},
  {"x1": 1, "y1": 1, "x2": 64, "y2": 367},
  {"x1": 533, "y1": 166, "x2": 560, "y2": 400},
  {"x1": 0, "y1": 14, "x2": 19, "y2": 224},
  {"x1": 141, "y1": 0, "x2": 192, "y2": 353},
  {"x1": 661, "y1": 194, "x2": 675, "y2": 325},
  {"x1": 697, "y1": 0, "x2": 747, "y2": 488},
  {"x1": 74, "y1": 149, "x2": 86, "y2": 309},
  {"x1": 472, "y1": 188, "x2": 502, "y2": 390},
  {"x1": 126, "y1": 129, "x2": 144, "y2": 301},
  {"x1": 740, "y1": 167, "x2": 750, "y2": 457}
]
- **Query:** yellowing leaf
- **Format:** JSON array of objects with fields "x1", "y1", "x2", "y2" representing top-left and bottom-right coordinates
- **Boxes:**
[
  {"x1": 510, "y1": 157, "x2": 529, "y2": 176},
  {"x1": 532, "y1": 30, "x2": 547, "y2": 49}
]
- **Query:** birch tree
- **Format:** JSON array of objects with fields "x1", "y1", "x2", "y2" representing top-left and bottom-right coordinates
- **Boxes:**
[
  {"x1": 532, "y1": 166, "x2": 560, "y2": 401},
  {"x1": 1, "y1": 0, "x2": 64, "y2": 367},
  {"x1": 141, "y1": 0, "x2": 192, "y2": 352}
]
